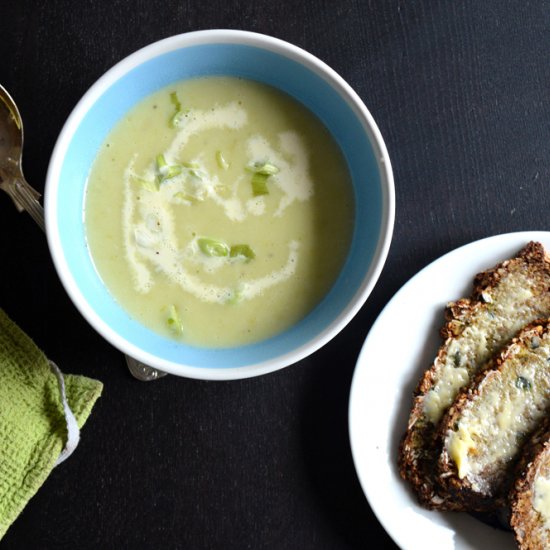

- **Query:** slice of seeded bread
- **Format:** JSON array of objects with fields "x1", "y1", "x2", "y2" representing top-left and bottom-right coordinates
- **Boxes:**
[
  {"x1": 399, "y1": 242, "x2": 550, "y2": 509},
  {"x1": 510, "y1": 416, "x2": 550, "y2": 550},
  {"x1": 437, "y1": 320, "x2": 550, "y2": 512}
]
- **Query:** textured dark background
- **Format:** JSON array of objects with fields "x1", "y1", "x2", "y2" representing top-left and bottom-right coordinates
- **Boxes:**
[{"x1": 0, "y1": 1, "x2": 549, "y2": 548}]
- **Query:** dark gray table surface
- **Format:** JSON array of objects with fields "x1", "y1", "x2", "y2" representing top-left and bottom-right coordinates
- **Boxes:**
[{"x1": 0, "y1": 1, "x2": 548, "y2": 548}]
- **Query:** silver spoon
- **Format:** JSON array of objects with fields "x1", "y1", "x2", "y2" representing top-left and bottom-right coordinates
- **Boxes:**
[{"x1": 0, "y1": 83, "x2": 167, "y2": 382}]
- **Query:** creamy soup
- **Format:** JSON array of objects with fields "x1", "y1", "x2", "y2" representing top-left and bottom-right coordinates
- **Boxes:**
[{"x1": 85, "y1": 77, "x2": 354, "y2": 347}]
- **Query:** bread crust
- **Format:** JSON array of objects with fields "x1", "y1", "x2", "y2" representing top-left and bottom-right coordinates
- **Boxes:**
[
  {"x1": 436, "y1": 320, "x2": 550, "y2": 512},
  {"x1": 399, "y1": 242, "x2": 550, "y2": 509},
  {"x1": 510, "y1": 417, "x2": 550, "y2": 550}
]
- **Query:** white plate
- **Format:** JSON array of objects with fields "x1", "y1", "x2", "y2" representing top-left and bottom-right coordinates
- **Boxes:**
[{"x1": 349, "y1": 231, "x2": 550, "y2": 550}]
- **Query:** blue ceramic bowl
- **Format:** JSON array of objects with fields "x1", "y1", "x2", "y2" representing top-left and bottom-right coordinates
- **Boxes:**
[{"x1": 45, "y1": 30, "x2": 394, "y2": 379}]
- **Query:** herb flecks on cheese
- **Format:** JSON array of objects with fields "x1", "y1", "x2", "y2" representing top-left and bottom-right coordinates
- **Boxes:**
[
  {"x1": 444, "y1": 326, "x2": 550, "y2": 494},
  {"x1": 423, "y1": 270, "x2": 540, "y2": 424}
]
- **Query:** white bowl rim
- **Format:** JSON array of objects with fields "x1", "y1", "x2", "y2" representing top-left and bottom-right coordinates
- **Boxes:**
[{"x1": 44, "y1": 29, "x2": 395, "y2": 380}]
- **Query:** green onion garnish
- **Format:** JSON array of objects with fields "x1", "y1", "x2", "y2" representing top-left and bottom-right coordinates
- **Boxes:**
[
  {"x1": 166, "y1": 304, "x2": 183, "y2": 335},
  {"x1": 188, "y1": 168, "x2": 207, "y2": 181},
  {"x1": 170, "y1": 92, "x2": 181, "y2": 111},
  {"x1": 246, "y1": 161, "x2": 279, "y2": 175},
  {"x1": 197, "y1": 237, "x2": 230, "y2": 257},
  {"x1": 156, "y1": 154, "x2": 182, "y2": 182},
  {"x1": 165, "y1": 165, "x2": 182, "y2": 179},
  {"x1": 229, "y1": 244, "x2": 256, "y2": 262},
  {"x1": 182, "y1": 161, "x2": 201, "y2": 169},
  {"x1": 169, "y1": 92, "x2": 189, "y2": 128},
  {"x1": 251, "y1": 172, "x2": 269, "y2": 196},
  {"x1": 132, "y1": 175, "x2": 159, "y2": 192},
  {"x1": 247, "y1": 161, "x2": 279, "y2": 195},
  {"x1": 173, "y1": 192, "x2": 198, "y2": 203},
  {"x1": 156, "y1": 154, "x2": 167, "y2": 170},
  {"x1": 216, "y1": 151, "x2": 230, "y2": 170}
]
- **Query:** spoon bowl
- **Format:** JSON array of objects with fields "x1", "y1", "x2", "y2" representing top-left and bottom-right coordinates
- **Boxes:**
[
  {"x1": 0, "y1": 84, "x2": 23, "y2": 164},
  {"x1": 0, "y1": 84, "x2": 44, "y2": 229}
]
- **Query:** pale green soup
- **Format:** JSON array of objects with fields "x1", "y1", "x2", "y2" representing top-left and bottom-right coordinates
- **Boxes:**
[{"x1": 85, "y1": 77, "x2": 354, "y2": 347}]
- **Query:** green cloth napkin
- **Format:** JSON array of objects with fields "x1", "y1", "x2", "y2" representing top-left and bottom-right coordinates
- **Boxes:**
[{"x1": 0, "y1": 308, "x2": 103, "y2": 539}]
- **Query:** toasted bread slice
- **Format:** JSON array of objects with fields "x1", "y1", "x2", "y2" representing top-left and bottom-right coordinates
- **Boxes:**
[
  {"x1": 399, "y1": 242, "x2": 550, "y2": 509},
  {"x1": 437, "y1": 320, "x2": 550, "y2": 512},
  {"x1": 510, "y1": 416, "x2": 550, "y2": 550}
]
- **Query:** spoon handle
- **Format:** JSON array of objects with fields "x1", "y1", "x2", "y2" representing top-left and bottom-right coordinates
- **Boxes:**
[{"x1": 0, "y1": 175, "x2": 45, "y2": 231}]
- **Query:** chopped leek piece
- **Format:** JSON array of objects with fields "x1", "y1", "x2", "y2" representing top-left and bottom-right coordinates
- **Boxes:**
[
  {"x1": 132, "y1": 175, "x2": 158, "y2": 192},
  {"x1": 182, "y1": 161, "x2": 201, "y2": 169},
  {"x1": 246, "y1": 161, "x2": 279, "y2": 175},
  {"x1": 230, "y1": 244, "x2": 256, "y2": 262},
  {"x1": 156, "y1": 154, "x2": 182, "y2": 182},
  {"x1": 216, "y1": 150, "x2": 230, "y2": 170},
  {"x1": 197, "y1": 237, "x2": 229, "y2": 257},
  {"x1": 164, "y1": 165, "x2": 182, "y2": 179},
  {"x1": 170, "y1": 91, "x2": 181, "y2": 112},
  {"x1": 156, "y1": 154, "x2": 167, "y2": 170},
  {"x1": 189, "y1": 168, "x2": 207, "y2": 181},
  {"x1": 247, "y1": 161, "x2": 278, "y2": 195},
  {"x1": 166, "y1": 304, "x2": 184, "y2": 335},
  {"x1": 173, "y1": 192, "x2": 198, "y2": 203},
  {"x1": 251, "y1": 172, "x2": 269, "y2": 196},
  {"x1": 169, "y1": 92, "x2": 189, "y2": 128}
]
